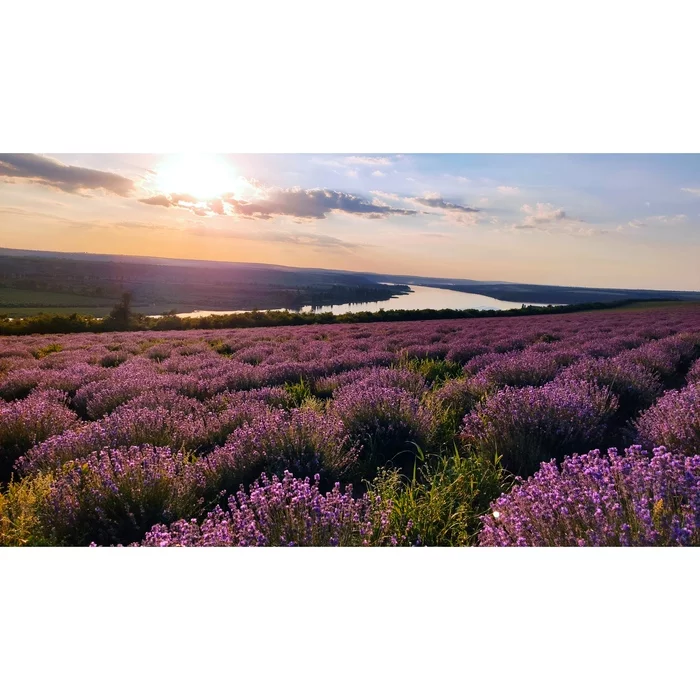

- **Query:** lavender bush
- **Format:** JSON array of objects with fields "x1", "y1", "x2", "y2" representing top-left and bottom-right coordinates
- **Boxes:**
[
  {"x1": 461, "y1": 379, "x2": 617, "y2": 477},
  {"x1": 558, "y1": 356, "x2": 663, "y2": 419},
  {"x1": 37, "y1": 446, "x2": 207, "y2": 546},
  {"x1": 479, "y1": 446, "x2": 700, "y2": 546},
  {"x1": 140, "y1": 471, "x2": 393, "y2": 547},
  {"x1": 0, "y1": 390, "x2": 78, "y2": 478},
  {"x1": 204, "y1": 408, "x2": 358, "y2": 496},
  {"x1": 331, "y1": 383, "x2": 430, "y2": 478},
  {"x1": 635, "y1": 383, "x2": 700, "y2": 455},
  {"x1": 686, "y1": 358, "x2": 700, "y2": 385}
]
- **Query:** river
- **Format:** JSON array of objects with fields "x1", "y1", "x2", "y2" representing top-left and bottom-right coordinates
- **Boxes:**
[{"x1": 164, "y1": 285, "x2": 551, "y2": 318}]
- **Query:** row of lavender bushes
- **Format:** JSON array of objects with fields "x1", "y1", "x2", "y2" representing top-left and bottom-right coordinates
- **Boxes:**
[{"x1": 1, "y1": 306, "x2": 699, "y2": 546}]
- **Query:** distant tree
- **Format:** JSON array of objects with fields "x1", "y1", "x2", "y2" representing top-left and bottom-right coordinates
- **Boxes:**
[{"x1": 107, "y1": 291, "x2": 133, "y2": 330}]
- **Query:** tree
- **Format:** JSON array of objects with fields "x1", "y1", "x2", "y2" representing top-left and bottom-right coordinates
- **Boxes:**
[{"x1": 107, "y1": 291, "x2": 133, "y2": 330}]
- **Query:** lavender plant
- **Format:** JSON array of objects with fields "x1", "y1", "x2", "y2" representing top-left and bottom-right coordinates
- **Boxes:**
[
  {"x1": 461, "y1": 379, "x2": 617, "y2": 477},
  {"x1": 635, "y1": 383, "x2": 700, "y2": 455},
  {"x1": 331, "y1": 383, "x2": 431, "y2": 479},
  {"x1": 204, "y1": 408, "x2": 358, "y2": 497},
  {"x1": 479, "y1": 446, "x2": 700, "y2": 546},
  {"x1": 37, "y1": 446, "x2": 207, "y2": 546},
  {"x1": 140, "y1": 471, "x2": 394, "y2": 547},
  {"x1": 0, "y1": 390, "x2": 79, "y2": 479}
]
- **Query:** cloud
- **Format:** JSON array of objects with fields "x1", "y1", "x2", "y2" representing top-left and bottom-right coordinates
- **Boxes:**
[
  {"x1": 138, "y1": 194, "x2": 173, "y2": 207},
  {"x1": 369, "y1": 190, "x2": 404, "y2": 201},
  {"x1": 345, "y1": 156, "x2": 397, "y2": 166},
  {"x1": 144, "y1": 185, "x2": 420, "y2": 221},
  {"x1": 622, "y1": 214, "x2": 688, "y2": 229},
  {"x1": 646, "y1": 214, "x2": 688, "y2": 224},
  {"x1": 371, "y1": 170, "x2": 386, "y2": 177},
  {"x1": 228, "y1": 188, "x2": 418, "y2": 220},
  {"x1": 404, "y1": 193, "x2": 483, "y2": 226},
  {"x1": 515, "y1": 202, "x2": 567, "y2": 229},
  {"x1": 497, "y1": 185, "x2": 520, "y2": 194},
  {"x1": 0, "y1": 153, "x2": 134, "y2": 196},
  {"x1": 409, "y1": 196, "x2": 480, "y2": 213},
  {"x1": 681, "y1": 187, "x2": 700, "y2": 196}
]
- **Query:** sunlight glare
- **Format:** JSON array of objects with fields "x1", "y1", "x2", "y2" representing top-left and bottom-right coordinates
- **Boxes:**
[{"x1": 155, "y1": 154, "x2": 240, "y2": 200}]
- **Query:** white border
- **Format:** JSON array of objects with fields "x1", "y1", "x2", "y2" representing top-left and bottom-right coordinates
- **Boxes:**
[
  {"x1": 2, "y1": 0, "x2": 700, "y2": 696},
  {"x1": 2, "y1": 0, "x2": 700, "y2": 153}
]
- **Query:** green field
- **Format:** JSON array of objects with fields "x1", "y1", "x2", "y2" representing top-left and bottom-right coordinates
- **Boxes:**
[
  {"x1": 0, "y1": 288, "x2": 190, "y2": 318},
  {"x1": 582, "y1": 300, "x2": 700, "y2": 313}
]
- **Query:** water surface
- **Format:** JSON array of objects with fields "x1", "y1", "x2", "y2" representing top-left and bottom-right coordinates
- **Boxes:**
[{"x1": 167, "y1": 285, "x2": 550, "y2": 318}]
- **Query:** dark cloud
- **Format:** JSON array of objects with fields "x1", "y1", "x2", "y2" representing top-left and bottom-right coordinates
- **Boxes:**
[
  {"x1": 171, "y1": 193, "x2": 200, "y2": 205},
  {"x1": 225, "y1": 188, "x2": 418, "y2": 220},
  {"x1": 138, "y1": 195, "x2": 173, "y2": 207},
  {"x1": 0, "y1": 153, "x2": 134, "y2": 196},
  {"x1": 410, "y1": 196, "x2": 480, "y2": 213},
  {"x1": 141, "y1": 186, "x2": 420, "y2": 220}
]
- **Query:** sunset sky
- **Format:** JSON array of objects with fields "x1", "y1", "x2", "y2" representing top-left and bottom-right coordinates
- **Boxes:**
[{"x1": 1, "y1": 153, "x2": 699, "y2": 290}]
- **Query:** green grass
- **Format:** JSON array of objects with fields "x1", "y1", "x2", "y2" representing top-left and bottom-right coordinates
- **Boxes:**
[
  {"x1": 368, "y1": 445, "x2": 507, "y2": 546},
  {"x1": 0, "y1": 287, "x2": 116, "y2": 307},
  {"x1": 397, "y1": 356, "x2": 464, "y2": 385}
]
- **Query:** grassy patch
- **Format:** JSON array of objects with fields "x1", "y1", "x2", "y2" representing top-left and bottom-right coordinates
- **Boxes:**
[{"x1": 369, "y1": 446, "x2": 507, "y2": 546}]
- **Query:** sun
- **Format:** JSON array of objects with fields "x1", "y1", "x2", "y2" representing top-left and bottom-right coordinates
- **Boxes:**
[{"x1": 154, "y1": 154, "x2": 239, "y2": 200}]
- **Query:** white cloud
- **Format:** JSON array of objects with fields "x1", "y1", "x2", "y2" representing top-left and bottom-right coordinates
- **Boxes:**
[
  {"x1": 497, "y1": 185, "x2": 520, "y2": 194},
  {"x1": 516, "y1": 202, "x2": 566, "y2": 228},
  {"x1": 446, "y1": 211, "x2": 482, "y2": 226},
  {"x1": 345, "y1": 156, "x2": 397, "y2": 166},
  {"x1": 370, "y1": 190, "x2": 403, "y2": 201},
  {"x1": 646, "y1": 214, "x2": 688, "y2": 224},
  {"x1": 681, "y1": 187, "x2": 700, "y2": 196},
  {"x1": 621, "y1": 214, "x2": 688, "y2": 230},
  {"x1": 371, "y1": 170, "x2": 386, "y2": 177}
]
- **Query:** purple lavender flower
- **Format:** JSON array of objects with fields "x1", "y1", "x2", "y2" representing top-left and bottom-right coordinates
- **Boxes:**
[
  {"x1": 204, "y1": 408, "x2": 359, "y2": 496},
  {"x1": 479, "y1": 446, "x2": 700, "y2": 546},
  {"x1": 139, "y1": 471, "x2": 394, "y2": 547},
  {"x1": 0, "y1": 390, "x2": 78, "y2": 478},
  {"x1": 635, "y1": 383, "x2": 700, "y2": 455},
  {"x1": 331, "y1": 382, "x2": 431, "y2": 478},
  {"x1": 461, "y1": 379, "x2": 617, "y2": 477},
  {"x1": 686, "y1": 358, "x2": 700, "y2": 385},
  {"x1": 38, "y1": 445, "x2": 207, "y2": 546}
]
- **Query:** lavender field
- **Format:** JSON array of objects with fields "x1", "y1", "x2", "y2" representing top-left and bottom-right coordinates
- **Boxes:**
[{"x1": 1, "y1": 305, "x2": 699, "y2": 547}]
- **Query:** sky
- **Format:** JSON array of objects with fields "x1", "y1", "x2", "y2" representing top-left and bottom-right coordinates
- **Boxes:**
[{"x1": 0, "y1": 153, "x2": 699, "y2": 291}]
